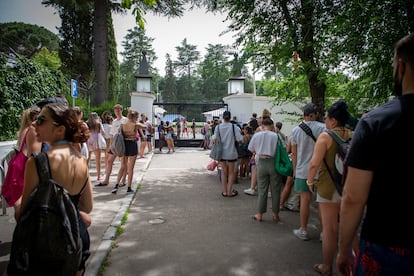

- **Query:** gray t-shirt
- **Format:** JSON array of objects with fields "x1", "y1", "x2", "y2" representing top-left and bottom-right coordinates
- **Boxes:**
[
  {"x1": 214, "y1": 122, "x2": 243, "y2": 160},
  {"x1": 291, "y1": 121, "x2": 326, "y2": 179}
]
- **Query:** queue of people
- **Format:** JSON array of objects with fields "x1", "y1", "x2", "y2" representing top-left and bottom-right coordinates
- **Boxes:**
[{"x1": 2, "y1": 32, "x2": 413, "y2": 276}]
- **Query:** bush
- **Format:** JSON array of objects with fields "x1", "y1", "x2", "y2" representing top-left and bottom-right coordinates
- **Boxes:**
[{"x1": 0, "y1": 54, "x2": 68, "y2": 141}]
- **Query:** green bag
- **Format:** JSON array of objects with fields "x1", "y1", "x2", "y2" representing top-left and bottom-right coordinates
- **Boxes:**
[{"x1": 274, "y1": 135, "x2": 293, "y2": 176}]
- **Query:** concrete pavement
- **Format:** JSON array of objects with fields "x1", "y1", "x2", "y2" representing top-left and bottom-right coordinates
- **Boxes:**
[
  {"x1": 100, "y1": 148, "x2": 325, "y2": 276},
  {"x1": 0, "y1": 148, "x2": 153, "y2": 275},
  {"x1": 1, "y1": 147, "x2": 325, "y2": 276}
]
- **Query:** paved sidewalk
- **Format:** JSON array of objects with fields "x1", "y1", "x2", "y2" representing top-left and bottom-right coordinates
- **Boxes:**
[
  {"x1": 0, "y1": 150, "x2": 153, "y2": 275},
  {"x1": 101, "y1": 148, "x2": 324, "y2": 276},
  {"x1": 1, "y1": 147, "x2": 324, "y2": 276}
]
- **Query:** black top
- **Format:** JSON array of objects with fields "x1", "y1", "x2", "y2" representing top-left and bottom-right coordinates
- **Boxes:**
[{"x1": 345, "y1": 94, "x2": 414, "y2": 248}]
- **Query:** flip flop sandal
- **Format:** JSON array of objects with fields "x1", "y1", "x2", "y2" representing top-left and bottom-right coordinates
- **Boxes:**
[
  {"x1": 95, "y1": 182, "x2": 108, "y2": 187},
  {"x1": 313, "y1": 264, "x2": 332, "y2": 276},
  {"x1": 252, "y1": 215, "x2": 262, "y2": 221},
  {"x1": 228, "y1": 190, "x2": 238, "y2": 197}
]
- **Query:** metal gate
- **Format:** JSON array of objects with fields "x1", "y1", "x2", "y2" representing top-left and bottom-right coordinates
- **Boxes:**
[
  {"x1": 153, "y1": 102, "x2": 227, "y2": 147},
  {"x1": 153, "y1": 102, "x2": 228, "y2": 123}
]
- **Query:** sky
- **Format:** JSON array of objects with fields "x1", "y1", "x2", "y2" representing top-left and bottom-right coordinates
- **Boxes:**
[{"x1": 0, "y1": 0, "x2": 238, "y2": 76}]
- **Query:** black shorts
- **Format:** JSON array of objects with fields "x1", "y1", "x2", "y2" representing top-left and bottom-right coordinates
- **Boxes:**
[
  {"x1": 124, "y1": 140, "x2": 138, "y2": 156},
  {"x1": 146, "y1": 135, "x2": 152, "y2": 142},
  {"x1": 220, "y1": 159, "x2": 238, "y2": 162}
]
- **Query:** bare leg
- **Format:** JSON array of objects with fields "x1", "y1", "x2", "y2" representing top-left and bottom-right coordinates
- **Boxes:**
[
  {"x1": 116, "y1": 156, "x2": 128, "y2": 185},
  {"x1": 95, "y1": 149, "x2": 102, "y2": 179},
  {"x1": 250, "y1": 163, "x2": 257, "y2": 190},
  {"x1": 227, "y1": 161, "x2": 235, "y2": 196},
  {"x1": 127, "y1": 155, "x2": 138, "y2": 188},
  {"x1": 299, "y1": 191, "x2": 313, "y2": 230},
  {"x1": 101, "y1": 153, "x2": 117, "y2": 184},
  {"x1": 220, "y1": 161, "x2": 229, "y2": 195},
  {"x1": 139, "y1": 139, "x2": 146, "y2": 158},
  {"x1": 280, "y1": 176, "x2": 294, "y2": 208}
]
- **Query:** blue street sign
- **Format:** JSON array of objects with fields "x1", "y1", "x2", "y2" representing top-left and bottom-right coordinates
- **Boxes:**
[{"x1": 71, "y1": 79, "x2": 78, "y2": 98}]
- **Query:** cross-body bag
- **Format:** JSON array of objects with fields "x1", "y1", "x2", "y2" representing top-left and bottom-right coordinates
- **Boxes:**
[{"x1": 298, "y1": 122, "x2": 335, "y2": 185}]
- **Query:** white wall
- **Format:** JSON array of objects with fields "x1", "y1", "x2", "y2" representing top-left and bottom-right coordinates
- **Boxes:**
[
  {"x1": 224, "y1": 94, "x2": 307, "y2": 136},
  {"x1": 130, "y1": 92, "x2": 155, "y2": 123}
]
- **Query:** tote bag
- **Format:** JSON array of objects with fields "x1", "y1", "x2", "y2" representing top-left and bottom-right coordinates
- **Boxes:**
[
  {"x1": 209, "y1": 126, "x2": 222, "y2": 161},
  {"x1": 98, "y1": 132, "x2": 107, "y2": 149},
  {"x1": 274, "y1": 135, "x2": 293, "y2": 177},
  {"x1": 110, "y1": 129, "x2": 125, "y2": 157},
  {"x1": 1, "y1": 128, "x2": 29, "y2": 206}
]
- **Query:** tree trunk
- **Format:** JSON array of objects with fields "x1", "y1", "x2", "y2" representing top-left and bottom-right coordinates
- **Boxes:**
[
  {"x1": 93, "y1": 0, "x2": 108, "y2": 106},
  {"x1": 299, "y1": 0, "x2": 326, "y2": 118}
]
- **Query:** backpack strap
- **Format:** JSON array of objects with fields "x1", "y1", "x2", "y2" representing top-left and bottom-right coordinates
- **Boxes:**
[
  {"x1": 299, "y1": 122, "x2": 336, "y2": 182},
  {"x1": 18, "y1": 127, "x2": 30, "y2": 152},
  {"x1": 299, "y1": 122, "x2": 317, "y2": 141},
  {"x1": 32, "y1": 152, "x2": 51, "y2": 187},
  {"x1": 325, "y1": 129, "x2": 346, "y2": 145}
]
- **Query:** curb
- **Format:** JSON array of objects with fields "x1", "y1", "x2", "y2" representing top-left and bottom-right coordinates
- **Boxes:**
[{"x1": 84, "y1": 153, "x2": 153, "y2": 276}]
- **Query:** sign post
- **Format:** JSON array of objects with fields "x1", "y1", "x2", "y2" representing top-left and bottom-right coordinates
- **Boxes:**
[{"x1": 71, "y1": 79, "x2": 78, "y2": 107}]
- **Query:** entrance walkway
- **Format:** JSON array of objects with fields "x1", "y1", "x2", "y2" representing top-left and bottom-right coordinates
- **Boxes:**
[
  {"x1": 100, "y1": 148, "x2": 323, "y2": 276},
  {"x1": 1, "y1": 147, "x2": 323, "y2": 275}
]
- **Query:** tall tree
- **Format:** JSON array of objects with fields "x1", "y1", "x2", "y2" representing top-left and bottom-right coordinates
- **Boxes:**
[
  {"x1": 43, "y1": 0, "x2": 121, "y2": 106},
  {"x1": 209, "y1": 0, "x2": 331, "y2": 113},
  {"x1": 174, "y1": 38, "x2": 200, "y2": 100},
  {"x1": 93, "y1": 0, "x2": 109, "y2": 105},
  {"x1": 43, "y1": 0, "x2": 94, "y2": 99},
  {"x1": 92, "y1": 0, "x2": 122, "y2": 105},
  {"x1": 327, "y1": 0, "x2": 414, "y2": 111},
  {"x1": 107, "y1": 9, "x2": 120, "y2": 101},
  {"x1": 119, "y1": 26, "x2": 157, "y2": 94},
  {"x1": 0, "y1": 22, "x2": 60, "y2": 58},
  {"x1": 161, "y1": 53, "x2": 178, "y2": 102},
  {"x1": 196, "y1": 43, "x2": 230, "y2": 102}
]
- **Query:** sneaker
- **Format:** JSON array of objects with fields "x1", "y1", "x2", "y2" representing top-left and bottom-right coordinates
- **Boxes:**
[
  {"x1": 244, "y1": 188, "x2": 257, "y2": 196},
  {"x1": 111, "y1": 184, "x2": 119, "y2": 194},
  {"x1": 127, "y1": 187, "x2": 134, "y2": 193},
  {"x1": 119, "y1": 182, "x2": 126, "y2": 187},
  {"x1": 293, "y1": 228, "x2": 310, "y2": 241}
]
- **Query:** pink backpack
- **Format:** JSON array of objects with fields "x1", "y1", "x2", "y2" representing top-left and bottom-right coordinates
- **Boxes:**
[{"x1": 1, "y1": 128, "x2": 29, "y2": 206}]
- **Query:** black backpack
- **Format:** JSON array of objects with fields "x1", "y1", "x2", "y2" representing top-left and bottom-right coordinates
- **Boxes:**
[
  {"x1": 325, "y1": 130, "x2": 351, "y2": 196},
  {"x1": 8, "y1": 152, "x2": 83, "y2": 276}
]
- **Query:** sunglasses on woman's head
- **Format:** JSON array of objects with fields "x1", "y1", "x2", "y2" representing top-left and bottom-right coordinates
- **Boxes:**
[{"x1": 35, "y1": 115, "x2": 61, "y2": 126}]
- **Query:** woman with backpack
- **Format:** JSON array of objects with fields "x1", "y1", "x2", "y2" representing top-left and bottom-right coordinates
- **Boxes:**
[
  {"x1": 7, "y1": 103, "x2": 93, "y2": 276},
  {"x1": 2, "y1": 106, "x2": 42, "y2": 221},
  {"x1": 306, "y1": 100, "x2": 355, "y2": 276}
]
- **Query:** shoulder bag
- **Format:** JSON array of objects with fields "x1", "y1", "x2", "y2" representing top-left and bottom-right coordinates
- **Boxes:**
[
  {"x1": 209, "y1": 125, "x2": 223, "y2": 161},
  {"x1": 274, "y1": 134, "x2": 293, "y2": 177}
]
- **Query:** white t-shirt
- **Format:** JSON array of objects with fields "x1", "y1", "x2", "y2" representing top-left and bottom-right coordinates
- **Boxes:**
[{"x1": 110, "y1": 116, "x2": 127, "y2": 136}]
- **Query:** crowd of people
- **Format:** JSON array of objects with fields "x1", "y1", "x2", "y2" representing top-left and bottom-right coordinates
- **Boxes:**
[
  {"x1": 207, "y1": 32, "x2": 414, "y2": 276},
  {"x1": 1, "y1": 33, "x2": 413, "y2": 275},
  {"x1": 1, "y1": 99, "x2": 156, "y2": 274}
]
